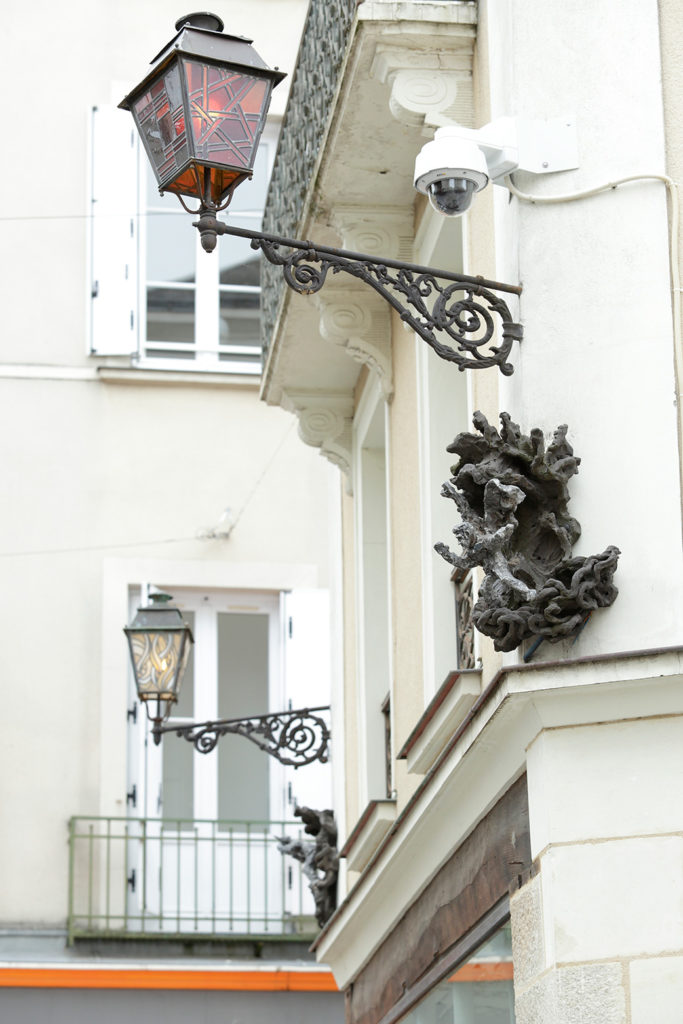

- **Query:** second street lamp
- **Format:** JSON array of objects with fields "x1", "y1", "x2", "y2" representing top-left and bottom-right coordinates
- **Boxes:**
[
  {"x1": 120, "y1": 13, "x2": 524, "y2": 375},
  {"x1": 124, "y1": 592, "x2": 194, "y2": 740},
  {"x1": 124, "y1": 593, "x2": 330, "y2": 766}
]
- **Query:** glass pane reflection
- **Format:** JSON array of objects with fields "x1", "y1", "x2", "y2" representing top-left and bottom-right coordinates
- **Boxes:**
[
  {"x1": 146, "y1": 180, "x2": 195, "y2": 284},
  {"x1": 401, "y1": 923, "x2": 515, "y2": 1024},
  {"x1": 146, "y1": 286, "x2": 195, "y2": 356}
]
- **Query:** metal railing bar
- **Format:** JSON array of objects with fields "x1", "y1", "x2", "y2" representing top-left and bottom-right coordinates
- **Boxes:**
[
  {"x1": 177, "y1": 823, "x2": 182, "y2": 934},
  {"x1": 212, "y1": 820, "x2": 216, "y2": 936},
  {"x1": 158, "y1": 825, "x2": 164, "y2": 929},
  {"x1": 87, "y1": 823, "x2": 94, "y2": 931},
  {"x1": 141, "y1": 818, "x2": 147, "y2": 934},
  {"x1": 229, "y1": 826, "x2": 234, "y2": 933},
  {"x1": 263, "y1": 826, "x2": 268, "y2": 932},
  {"x1": 123, "y1": 822, "x2": 129, "y2": 932},
  {"x1": 67, "y1": 818, "x2": 76, "y2": 947},
  {"x1": 193, "y1": 826, "x2": 199, "y2": 933},
  {"x1": 106, "y1": 818, "x2": 111, "y2": 931},
  {"x1": 246, "y1": 822, "x2": 251, "y2": 933}
]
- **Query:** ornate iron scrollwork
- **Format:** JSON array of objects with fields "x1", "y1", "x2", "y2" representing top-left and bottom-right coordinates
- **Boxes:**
[
  {"x1": 193, "y1": 208, "x2": 523, "y2": 374},
  {"x1": 436, "y1": 412, "x2": 620, "y2": 651},
  {"x1": 153, "y1": 705, "x2": 330, "y2": 767},
  {"x1": 278, "y1": 806, "x2": 338, "y2": 928},
  {"x1": 253, "y1": 237, "x2": 522, "y2": 374}
]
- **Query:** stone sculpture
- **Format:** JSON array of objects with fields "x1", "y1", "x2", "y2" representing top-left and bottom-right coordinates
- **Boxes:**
[
  {"x1": 278, "y1": 806, "x2": 338, "y2": 928},
  {"x1": 435, "y1": 412, "x2": 620, "y2": 652}
]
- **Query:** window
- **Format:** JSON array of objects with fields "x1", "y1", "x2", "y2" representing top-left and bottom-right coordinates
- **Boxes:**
[
  {"x1": 117, "y1": 581, "x2": 331, "y2": 937},
  {"x1": 89, "y1": 105, "x2": 274, "y2": 374},
  {"x1": 125, "y1": 586, "x2": 332, "y2": 825},
  {"x1": 401, "y1": 923, "x2": 515, "y2": 1024}
]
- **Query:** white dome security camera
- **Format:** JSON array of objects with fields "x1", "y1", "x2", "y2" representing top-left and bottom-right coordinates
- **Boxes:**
[
  {"x1": 414, "y1": 128, "x2": 489, "y2": 217},
  {"x1": 414, "y1": 118, "x2": 579, "y2": 218}
]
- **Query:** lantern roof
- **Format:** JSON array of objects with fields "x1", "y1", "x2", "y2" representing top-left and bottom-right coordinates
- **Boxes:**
[{"x1": 119, "y1": 12, "x2": 286, "y2": 113}]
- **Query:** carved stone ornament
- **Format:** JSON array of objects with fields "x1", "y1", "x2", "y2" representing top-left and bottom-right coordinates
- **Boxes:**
[
  {"x1": 435, "y1": 413, "x2": 620, "y2": 653},
  {"x1": 278, "y1": 806, "x2": 338, "y2": 928}
]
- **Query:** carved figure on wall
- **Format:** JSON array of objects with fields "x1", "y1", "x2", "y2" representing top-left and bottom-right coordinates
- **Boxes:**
[
  {"x1": 435, "y1": 412, "x2": 620, "y2": 652},
  {"x1": 278, "y1": 806, "x2": 338, "y2": 928}
]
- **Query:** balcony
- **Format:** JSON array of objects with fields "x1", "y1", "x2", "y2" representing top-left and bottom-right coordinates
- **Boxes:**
[{"x1": 67, "y1": 816, "x2": 316, "y2": 945}]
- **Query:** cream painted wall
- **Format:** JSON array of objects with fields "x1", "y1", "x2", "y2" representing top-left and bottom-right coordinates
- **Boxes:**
[
  {"x1": 0, "y1": 0, "x2": 329, "y2": 929},
  {"x1": 481, "y1": 0, "x2": 683, "y2": 659},
  {"x1": 0, "y1": 0, "x2": 308, "y2": 369}
]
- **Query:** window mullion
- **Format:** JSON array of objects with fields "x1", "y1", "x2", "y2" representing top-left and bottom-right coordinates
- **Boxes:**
[{"x1": 194, "y1": 231, "x2": 220, "y2": 368}]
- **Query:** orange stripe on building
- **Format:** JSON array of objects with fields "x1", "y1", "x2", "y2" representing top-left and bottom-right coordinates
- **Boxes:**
[
  {"x1": 449, "y1": 962, "x2": 514, "y2": 983},
  {"x1": 0, "y1": 968, "x2": 339, "y2": 991}
]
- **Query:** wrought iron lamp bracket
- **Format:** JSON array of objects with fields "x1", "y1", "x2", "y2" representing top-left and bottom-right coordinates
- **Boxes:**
[
  {"x1": 193, "y1": 206, "x2": 523, "y2": 375},
  {"x1": 152, "y1": 704, "x2": 330, "y2": 768}
]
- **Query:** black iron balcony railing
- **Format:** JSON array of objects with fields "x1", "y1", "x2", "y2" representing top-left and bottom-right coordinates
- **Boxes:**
[
  {"x1": 67, "y1": 815, "x2": 316, "y2": 944},
  {"x1": 261, "y1": 0, "x2": 358, "y2": 355}
]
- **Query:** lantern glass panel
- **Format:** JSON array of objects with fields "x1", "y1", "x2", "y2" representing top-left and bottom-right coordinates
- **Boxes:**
[
  {"x1": 184, "y1": 61, "x2": 270, "y2": 172},
  {"x1": 128, "y1": 628, "x2": 191, "y2": 702},
  {"x1": 133, "y1": 63, "x2": 189, "y2": 189}
]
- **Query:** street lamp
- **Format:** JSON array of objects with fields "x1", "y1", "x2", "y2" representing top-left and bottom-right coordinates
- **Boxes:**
[
  {"x1": 119, "y1": 12, "x2": 285, "y2": 207},
  {"x1": 124, "y1": 592, "x2": 194, "y2": 739},
  {"x1": 120, "y1": 13, "x2": 524, "y2": 375},
  {"x1": 124, "y1": 592, "x2": 330, "y2": 765}
]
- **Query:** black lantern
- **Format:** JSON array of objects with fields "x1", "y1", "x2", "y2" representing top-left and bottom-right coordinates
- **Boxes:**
[
  {"x1": 124, "y1": 592, "x2": 194, "y2": 741},
  {"x1": 119, "y1": 12, "x2": 285, "y2": 206}
]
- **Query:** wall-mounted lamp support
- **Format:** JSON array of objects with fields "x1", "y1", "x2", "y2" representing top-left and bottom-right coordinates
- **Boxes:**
[
  {"x1": 193, "y1": 210, "x2": 523, "y2": 375},
  {"x1": 152, "y1": 704, "x2": 331, "y2": 767},
  {"x1": 120, "y1": 14, "x2": 525, "y2": 375}
]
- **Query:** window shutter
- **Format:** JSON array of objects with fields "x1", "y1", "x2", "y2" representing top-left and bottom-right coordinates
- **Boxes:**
[
  {"x1": 282, "y1": 589, "x2": 332, "y2": 813},
  {"x1": 89, "y1": 105, "x2": 139, "y2": 356}
]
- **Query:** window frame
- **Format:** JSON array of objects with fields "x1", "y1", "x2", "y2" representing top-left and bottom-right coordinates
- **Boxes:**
[{"x1": 88, "y1": 106, "x2": 278, "y2": 376}]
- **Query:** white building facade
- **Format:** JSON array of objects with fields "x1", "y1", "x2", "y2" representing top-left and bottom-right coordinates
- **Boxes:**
[{"x1": 260, "y1": 1, "x2": 683, "y2": 1022}]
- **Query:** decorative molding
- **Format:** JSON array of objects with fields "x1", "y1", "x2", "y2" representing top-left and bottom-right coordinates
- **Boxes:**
[
  {"x1": 329, "y1": 206, "x2": 415, "y2": 263},
  {"x1": 282, "y1": 391, "x2": 354, "y2": 480},
  {"x1": 435, "y1": 413, "x2": 620, "y2": 652},
  {"x1": 339, "y1": 799, "x2": 397, "y2": 874},
  {"x1": 315, "y1": 288, "x2": 393, "y2": 400},
  {"x1": 370, "y1": 44, "x2": 475, "y2": 133}
]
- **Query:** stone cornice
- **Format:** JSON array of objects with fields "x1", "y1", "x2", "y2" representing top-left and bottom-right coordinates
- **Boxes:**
[
  {"x1": 281, "y1": 390, "x2": 354, "y2": 482},
  {"x1": 315, "y1": 288, "x2": 393, "y2": 401},
  {"x1": 370, "y1": 40, "x2": 475, "y2": 133}
]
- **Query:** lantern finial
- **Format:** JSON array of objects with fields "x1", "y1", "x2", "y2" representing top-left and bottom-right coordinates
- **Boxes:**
[{"x1": 175, "y1": 12, "x2": 225, "y2": 33}]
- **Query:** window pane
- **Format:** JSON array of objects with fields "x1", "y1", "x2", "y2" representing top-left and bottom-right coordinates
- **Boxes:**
[
  {"x1": 217, "y1": 612, "x2": 269, "y2": 822},
  {"x1": 218, "y1": 213, "x2": 261, "y2": 367},
  {"x1": 146, "y1": 286, "x2": 196, "y2": 355},
  {"x1": 228, "y1": 144, "x2": 270, "y2": 213},
  {"x1": 174, "y1": 611, "x2": 195, "y2": 718},
  {"x1": 161, "y1": 611, "x2": 194, "y2": 822},
  {"x1": 400, "y1": 923, "x2": 515, "y2": 1024},
  {"x1": 146, "y1": 202, "x2": 196, "y2": 284}
]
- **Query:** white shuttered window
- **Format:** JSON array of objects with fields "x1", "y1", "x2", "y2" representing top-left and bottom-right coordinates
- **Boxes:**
[{"x1": 89, "y1": 105, "x2": 271, "y2": 374}]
